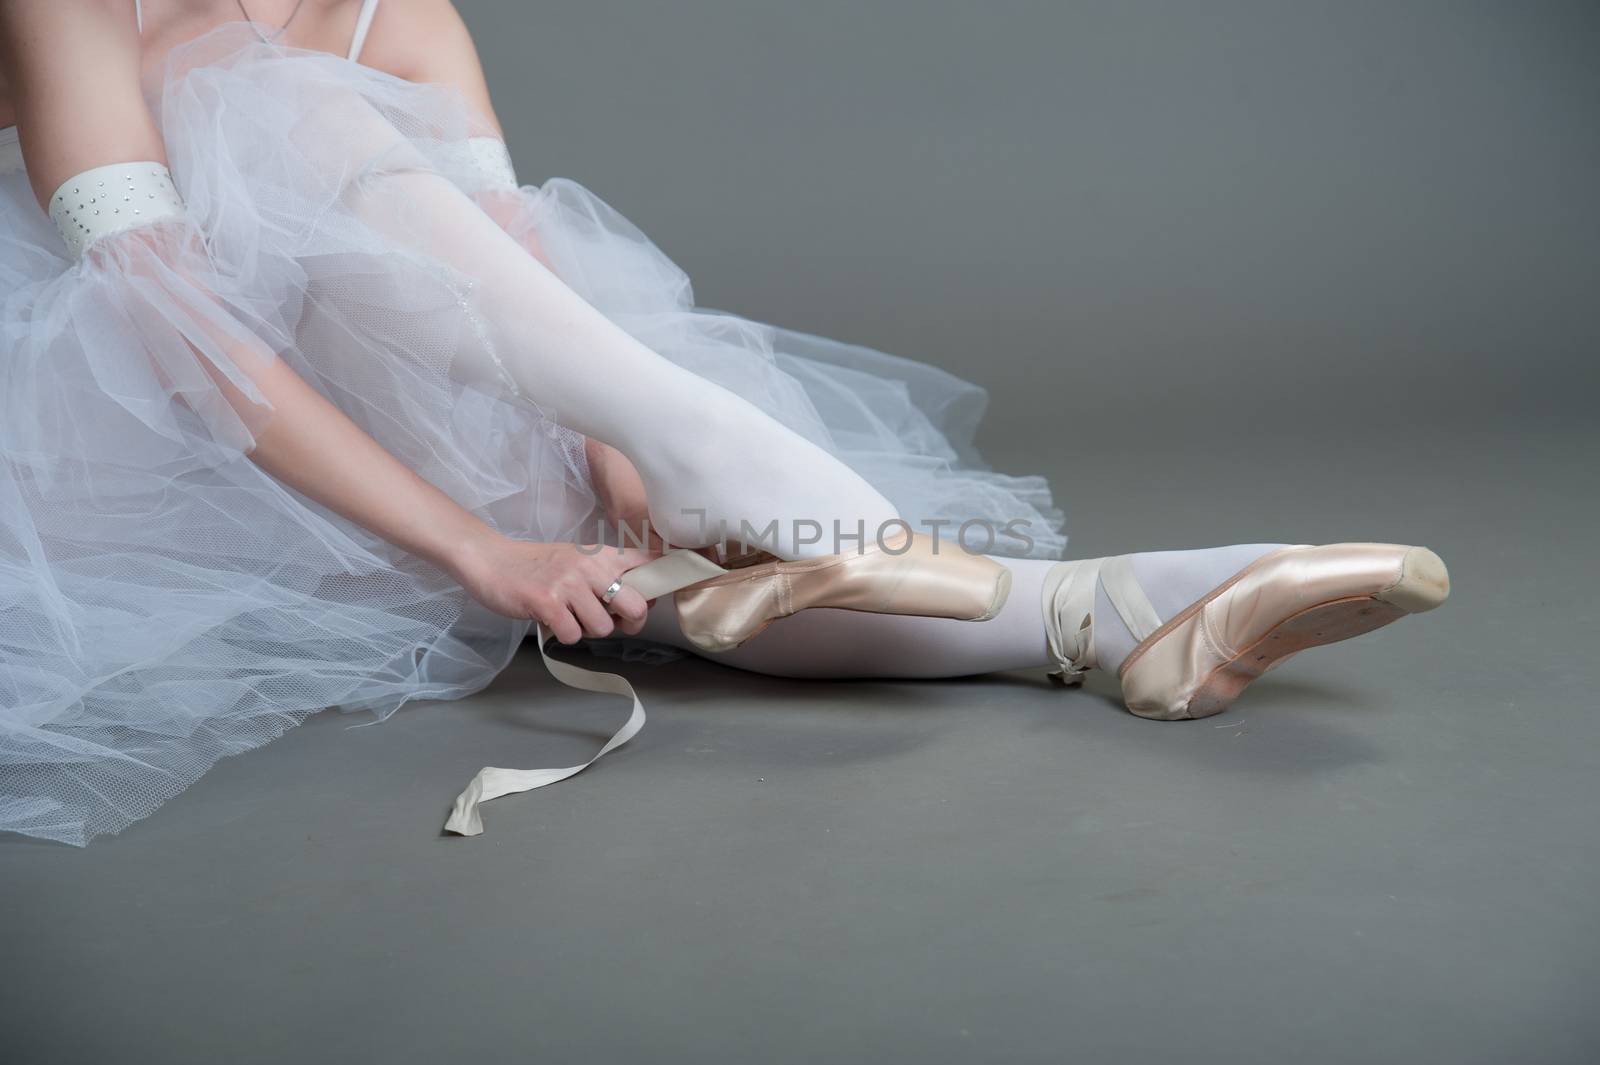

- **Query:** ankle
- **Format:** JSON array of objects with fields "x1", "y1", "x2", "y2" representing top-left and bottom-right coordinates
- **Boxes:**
[
  {"x1": 1041, "y1": 544, "x2": 1293, "y2": 682},
  {"x1": 1125, "y1": 544, "x2": 1289, "y2": 621}
]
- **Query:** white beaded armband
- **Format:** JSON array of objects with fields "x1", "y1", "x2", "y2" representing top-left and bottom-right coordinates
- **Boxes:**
[
  {"x1": 48, "y1": 162, "x2": 186, "y2": 259},
  {"x1": 459, "y1": 136, "x2": 518, "y2": 191}
]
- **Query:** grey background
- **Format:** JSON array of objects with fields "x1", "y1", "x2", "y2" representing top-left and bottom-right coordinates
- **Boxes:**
[
  {"x1": 4, "y1": 2, "x2": 1598, "y2": 1064},
  {"x1": 476, "y1": 0, "x2": 1599, "y2": 454}
]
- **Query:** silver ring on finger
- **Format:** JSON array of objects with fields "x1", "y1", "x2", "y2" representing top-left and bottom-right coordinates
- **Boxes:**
[{"x1": 601, "y1": 578, "x2": 624, "y2": 605}]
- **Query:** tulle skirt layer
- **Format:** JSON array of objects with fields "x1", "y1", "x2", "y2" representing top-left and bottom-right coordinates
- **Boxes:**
[{"x1": 0, "y1": 27, "x2": 1062, "y2": 845}]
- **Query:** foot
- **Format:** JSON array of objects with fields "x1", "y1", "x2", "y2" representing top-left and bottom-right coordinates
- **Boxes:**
[
  {"x1": 1043, "y1": 543, "x2": 1450, "y2": 720},
  {"x1": 672, "y1": 532, "x2": 1012, "y2": 652}
]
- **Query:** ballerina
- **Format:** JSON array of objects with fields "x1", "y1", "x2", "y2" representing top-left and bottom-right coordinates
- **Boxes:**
[{"x1": 0, "y1": 0, "x2": 1447, "y2": 845}]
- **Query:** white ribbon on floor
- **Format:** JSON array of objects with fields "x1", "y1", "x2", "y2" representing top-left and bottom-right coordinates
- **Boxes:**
[{"x1": 444, "y1": 548, "x2": 728, "y2": 837}]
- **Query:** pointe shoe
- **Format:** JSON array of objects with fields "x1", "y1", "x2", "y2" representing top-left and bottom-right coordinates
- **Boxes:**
[
  {"x1": 673, "y1": 531, "x2": 1012, "y2": 652},
  {"x1": 1044, "y1": 543, "x2": 1450, "y2": 720}
]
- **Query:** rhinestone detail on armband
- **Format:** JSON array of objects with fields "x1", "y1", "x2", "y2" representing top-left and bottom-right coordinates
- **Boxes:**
[
  {"x1": 465, "y1": 137, "x2": 518, "y2": 191},
  {"x1": 48, "y1": 162, "x2": 186, "y2": 259}
]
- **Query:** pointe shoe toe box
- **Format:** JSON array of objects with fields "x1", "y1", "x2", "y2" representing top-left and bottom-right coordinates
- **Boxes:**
[{"x1": 1118, "y1": 543, "x2": 1449, "y2": 721}]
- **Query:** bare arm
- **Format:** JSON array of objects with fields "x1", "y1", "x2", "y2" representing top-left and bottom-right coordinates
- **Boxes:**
[{"x1": 0, "y1": 0, "x2": 652, "y2": 641}]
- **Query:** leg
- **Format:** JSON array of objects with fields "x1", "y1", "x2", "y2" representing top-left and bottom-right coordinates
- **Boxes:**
[{"x1": 350, "y1": 164, "x2": 897, "y2": 558}]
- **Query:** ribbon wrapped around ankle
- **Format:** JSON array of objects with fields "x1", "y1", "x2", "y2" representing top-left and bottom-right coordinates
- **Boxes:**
[
  {"x1": 1040, "y1": 554, "x2": 1163, "y2": 684},
  {"x1": 444, "y1": 548, "x2": 728, "y2": 836}
]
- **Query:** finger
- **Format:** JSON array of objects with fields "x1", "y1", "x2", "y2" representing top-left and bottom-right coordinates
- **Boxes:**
[
  {"x1": 607, "y1": 585, "x2": 648, "y2": 622},
  {"x1": 584, "y1": 554, "x2": 649, "y2": 605},
  {"x1": 607, "y1": 587, "x2": 649, "y2": 634},
  {"x1": 540, "y1": 604, "x2": 584, "y2": 646},
  {"x1": 569, "y1": 590, "x2": 616, "y2": 640}
]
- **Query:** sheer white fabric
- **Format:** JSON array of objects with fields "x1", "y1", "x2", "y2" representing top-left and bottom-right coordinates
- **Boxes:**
[{"x1": 0, "y1": 26, "x2": 1065, "y2": 844}]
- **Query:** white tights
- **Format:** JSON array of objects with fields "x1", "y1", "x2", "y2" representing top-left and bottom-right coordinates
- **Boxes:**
[{"x1": 355, "y1": 164, "x2": 897, "y2": 558}]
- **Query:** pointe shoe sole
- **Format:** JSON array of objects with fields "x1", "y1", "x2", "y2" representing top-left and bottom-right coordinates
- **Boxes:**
[{"x1": 1118, "y1": 545, "x2": 1449, "y2": 721}]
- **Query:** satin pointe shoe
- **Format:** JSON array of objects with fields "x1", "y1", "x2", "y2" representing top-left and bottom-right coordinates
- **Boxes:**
[
  {"x1": 672, "y1": 531, "x2": 1012, "y2": 653},
  {"x1": 1043, "y1": 543, "x2": 1450, "y2": 720}
]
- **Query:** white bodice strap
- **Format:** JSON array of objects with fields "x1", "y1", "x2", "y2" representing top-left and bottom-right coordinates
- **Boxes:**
[{"x1": 348, "y1": 0, "x2": 381, "y2": 62}]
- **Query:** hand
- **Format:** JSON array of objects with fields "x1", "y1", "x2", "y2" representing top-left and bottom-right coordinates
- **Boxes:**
[{"x1": 449, "y1": 535, "x2": 660, "y2": 644}]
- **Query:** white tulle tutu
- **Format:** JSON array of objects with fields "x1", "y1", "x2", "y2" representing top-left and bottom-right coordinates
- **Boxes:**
[{"x1": 0, "y1": 27, "x2": 1063, "y2": 845}]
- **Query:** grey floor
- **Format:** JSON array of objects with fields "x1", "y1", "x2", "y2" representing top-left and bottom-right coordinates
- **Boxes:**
[
  {"x1": 5, "y1": 420, "x2": 1596, "y2": 1064},
  {"x1": 5, "y1": 2, "x2": 1597, "y2": 1059}
]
